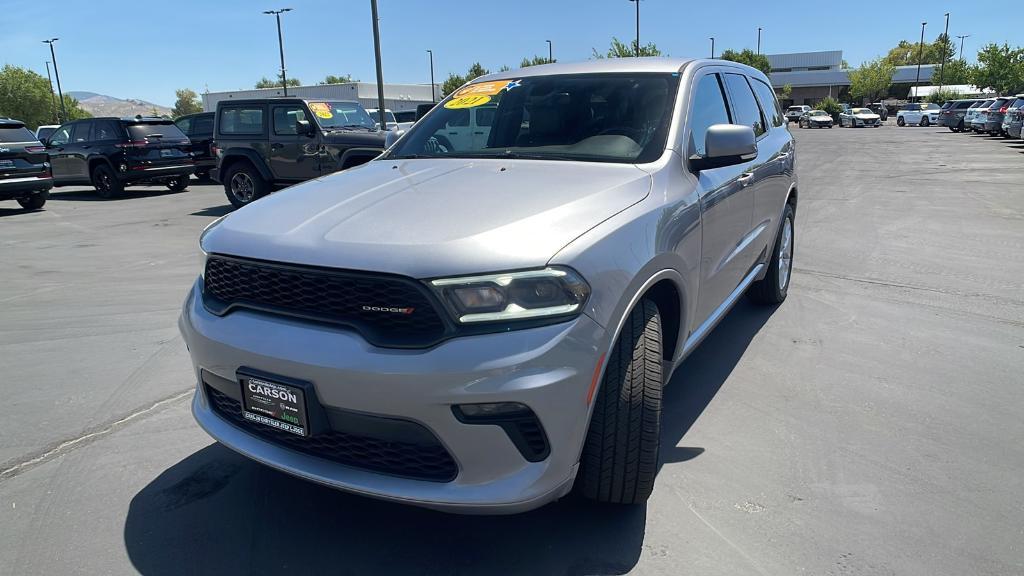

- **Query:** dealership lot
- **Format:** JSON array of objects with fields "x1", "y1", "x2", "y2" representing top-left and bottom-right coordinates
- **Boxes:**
[{"x1": 1, "y1": 126, "x2": 1022, "y2": 575}]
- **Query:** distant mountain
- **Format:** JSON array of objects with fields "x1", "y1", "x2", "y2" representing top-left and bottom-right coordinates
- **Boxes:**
[{"x1": 67, "y1": 91, "x2": 172, "y2": 118}]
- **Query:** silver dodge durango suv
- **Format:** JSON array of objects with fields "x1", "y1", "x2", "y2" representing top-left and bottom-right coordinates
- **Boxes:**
[{"x1": 179, "y1": 58, "x2": 798, "y2": 513}]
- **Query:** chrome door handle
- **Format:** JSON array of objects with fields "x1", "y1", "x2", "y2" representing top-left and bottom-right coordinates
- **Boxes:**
[
  {"x1": 777, "y1": 152, "x2": 790, "y2": 159},
  {"x1": 738, "y1": 172, "x2": 754, "y2": 187}
]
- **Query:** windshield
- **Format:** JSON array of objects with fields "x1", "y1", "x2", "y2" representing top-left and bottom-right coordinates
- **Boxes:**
[
  {"x1": 852, "y1": 108, "x2": 872, "y2": 114},
  {"x1": 127, "y1": 122, "x2": 188, "y2": 141},
  {"x1": 808, "y1": 110, "x2": 828, "y2": 116},
  {"x1": 35, "y1": 126, "x2": 56, "y2": 141},
  {"x1": 787, "y1": 106, "x2": 804, "y2": 112},
  {"x1": 388, "y1": 73, "x2": 680, "y2": 164},
  {"x1": 307, "y1": 101, "x2": 377, "y2": 131}
]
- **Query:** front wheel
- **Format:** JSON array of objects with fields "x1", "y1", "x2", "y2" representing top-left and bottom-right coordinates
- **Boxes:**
[
  {"x1": 578, "y1": 298, "x2": 663, "y2": 505},
  {"x1": 748, "y1": 203, "x2": 795, "y2": 304},
  {"x1": 920, "y1": 116, "x2": 929, "y2": 127},
  {"x1": 17, "y1": 190, "x2": 48, "y2": 210},
  {"x1": 91, "y1": 164, "x2": 123, "y2": 199},
  {"x1": 897, "y1": 117, "x2": 906, "y2": 127},
  {"x1": 166, "y1": 176, "x2": 189, "y2": 192}
]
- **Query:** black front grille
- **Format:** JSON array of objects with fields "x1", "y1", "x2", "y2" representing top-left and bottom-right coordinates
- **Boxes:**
[
  {"x1": 206, "y1": 385, "x2": 458, "y2": 482},
  {"x1": 203, "y1": 255, "x2": 448, "y2": 348}
]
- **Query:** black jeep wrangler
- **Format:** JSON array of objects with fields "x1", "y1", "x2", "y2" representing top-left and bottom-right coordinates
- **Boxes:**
[{"x1": 212, "y1": 98, "x2": 387, "y2": 208}]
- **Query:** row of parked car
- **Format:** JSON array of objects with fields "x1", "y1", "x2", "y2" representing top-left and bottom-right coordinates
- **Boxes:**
[{"x1": 935, "y1": 95, "x2": 1024, "y2": 137}]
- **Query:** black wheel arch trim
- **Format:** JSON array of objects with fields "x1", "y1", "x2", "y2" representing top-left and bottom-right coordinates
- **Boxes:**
[{"x1": 219, "y1": 148, "x2": 274, "y2": 182}]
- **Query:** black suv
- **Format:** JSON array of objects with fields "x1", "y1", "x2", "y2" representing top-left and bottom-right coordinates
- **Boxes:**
[
  {"x1": 45, "y1": 116, "x2": 194, "y2": 198},
  {"x1": 0, "y1": 119, "x2": 52, "y2": 210},
  {"x1": 174, "y1": 112, "x2": 215, "y2": 180},
  {"x1": 212, "y1": 98, "x2": 386, "y2": 208}
]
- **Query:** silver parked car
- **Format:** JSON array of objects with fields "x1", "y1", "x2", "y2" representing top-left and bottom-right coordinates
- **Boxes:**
[
  {"x1": 799, "y1": 109, "x2": 834, "y2": 128},
  {"x1": 180, "y1": 58, "x2": 798, "y2": 513}
]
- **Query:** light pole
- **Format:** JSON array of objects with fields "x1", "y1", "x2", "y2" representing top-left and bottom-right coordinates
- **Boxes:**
[
  {"x1": 709, "y1": 37, "x2": 715, "y2": 59},
  {"x1": 44, "y1": 61, "x2": 58, "y2": 124},
  {"x1": 370, "y1": 0, "x2": 387, "y2": 130},
  {"x1": 546, "y1": 39, "x2": 553, "y2": 63},
  {"x1": 263, "y1": 8, "x2": 292, "y2": 96},
  {"x1": 757, "y1": 27, "x2": 762, "y2": 55},
  {"x1": 914, "y1": 21, "x2": 926, "y2": 102},
  {"x1": 426, "y1": 49, "x2": 435, "y2": 103},
  {"x1": 42, "y1": 39, "x2": 65, "y2": 123},
  {"x1": 937, "y1": 13, "x2": 950, "y2": 93},
  {"x1": 628, "y1": 0, "x2": 640, "y2": 57},
  {"x1": 956, "y1": 34, "x2": 970, "y2": 61}
]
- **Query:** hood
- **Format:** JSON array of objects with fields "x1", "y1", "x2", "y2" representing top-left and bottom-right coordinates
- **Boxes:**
[
  {"x1": 808, "y1": 115, "x2": 831, "y2": 121},
  {"x1": 854, "y1": 113, "x2": 879, "y2": 119},
  {"x1": 203, "y1": 158, "x2": 652, "y2": 278},
  {"x1": 320, "y1": 129, "x2": 387, "y2": 148}
]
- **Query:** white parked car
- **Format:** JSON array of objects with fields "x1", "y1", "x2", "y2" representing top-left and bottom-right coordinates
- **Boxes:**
[
  {"x1": 367, "y1": 108, "x2": 415, "y2": 132},
  {"x1": 896, "y1": 103, "x2": 940, "y2": 127},
  {"x1": 785, "y1": 105, "x2": 811, "y2": 123},
  {"x1": 839, "y1": 107, "x2": 881, "y2": 127},
  {"x1": 34, "y1": 125, "x2": 60, "y2": 141}
]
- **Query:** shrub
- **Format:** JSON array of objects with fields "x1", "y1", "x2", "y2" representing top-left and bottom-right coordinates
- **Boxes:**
[{"x1": 814, "y1": 97, "x2": 844, "y2": 121}]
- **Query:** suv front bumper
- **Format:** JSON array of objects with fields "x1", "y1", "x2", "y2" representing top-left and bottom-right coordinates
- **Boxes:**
[{"x1": 178, "y1": 279, "x2": 608, "y2": 513}]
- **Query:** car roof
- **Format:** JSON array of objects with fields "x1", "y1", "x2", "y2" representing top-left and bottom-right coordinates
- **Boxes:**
[
  {"x1": 217, "y1": 98, "x2": 360, "y2": 106},
  {"x1": 477, "y1": 57, "x2": 696, "y2": 82},
  {"x1": 0, "y1": 118, "x2": 26, "y2": 128}
]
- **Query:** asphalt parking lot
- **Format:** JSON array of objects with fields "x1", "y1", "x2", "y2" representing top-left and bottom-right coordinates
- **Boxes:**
[{"x1": 1, "y1": 125, "x2": 1022, "y2": 576}]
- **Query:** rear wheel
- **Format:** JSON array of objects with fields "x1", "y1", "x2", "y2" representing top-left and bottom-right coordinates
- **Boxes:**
[
  {"x1": 223, "y1": 162, "x2": 269, "y2": 209},
  {"x1": 166, "y1": 176, "x2": 188, "y2": 192},
  {"x1": 578, "y1": 298, "x2": 663, "y2": 505},
  {"x1": 91, "y1": 164, "x2": 123, "y2": 199},
  {"x1": 17, "y1": 190, "x2": 48, "y2": 210},
  {"x1": 748, "y1": 203, "x2": 795, "y2": 305}
]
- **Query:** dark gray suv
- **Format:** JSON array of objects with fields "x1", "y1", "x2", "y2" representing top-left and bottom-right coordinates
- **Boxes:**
[{"x1": 181, "y1": 58, "x2": 798, "y2": 513}]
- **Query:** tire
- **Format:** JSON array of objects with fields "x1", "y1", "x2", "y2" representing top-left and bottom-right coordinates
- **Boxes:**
[
  {"x1": 91, "y1": 164, "x2": 123, "y2": 199},
  {"x1": 920, "y1": 116, "x2": 929, "y2": 127},
  {"x1": 897, "y1": 116, "x2": 906, "y2": 127},
  {"x1": 956, "y1": 120, "x2": 965, "y2": 132},
  {"x1": 223, "y1": 162, "x2": 269, "y2": 209},
  {"x1": 747, "y1": 203, "x2": 795, "y2": 305},
  {"x1": 578, "y1": 298, "x2": 663, "y2": 505},
  {"x1": 166, "y1": 176, "x2": 189, "y2": 192},
  {"x1": 16, "y1": 190, "x2": 48, "y2": 210}
]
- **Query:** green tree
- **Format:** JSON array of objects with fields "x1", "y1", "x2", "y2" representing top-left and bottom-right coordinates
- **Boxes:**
[
  {"x1": 719, "y1": 48, "x2": 771, "y2": 75},
  {"x1": 848, "y1": 57, "x2": 895, "y2": 104},
  {"x1": 255, "y1": 75, "x2": 302, "y2": 89},
  {"x1": 970, "y1": 43, "x2": 1024, "y2": 95},
  {"x1": 520, "y1": 55, "x2": 555, "y2": 67},
  {"x1": 171, "y1": 88, "x2": 202, "y2": 118},
  {"x1": 466, "y1": 62, "x2": 489, "y2": 80},
  {"x1": 779, "y1": 84, "x2": 793, "y2": 101},
  {"x1": 440, "y1": 62, "x2": 492, "y2": 96},
  {"x1": 884, "y1": 35, "x2": 956, "y2": 66},
  {"x1": 933, "y1": 58, "x2": 972, "y2": 86},
  {"x1": 926, "y1": 87, "x2": 965, "y2": 104},
  {"x1": 814, "y1": 96, "x2": 843, "y2": 121},
  {"x1": 592, "y1": 37, "x2": 663, "y2": 59},
  {"x1": 319, "y1": 74, "x2": 357, "y2": 85},
  {"x1": 0, "y1": 64, "x2": 90, "y2": 129}
]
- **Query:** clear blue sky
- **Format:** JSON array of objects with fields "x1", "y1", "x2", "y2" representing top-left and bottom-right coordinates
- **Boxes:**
[{"x1": 1, "y1": 0, "x2": 1017, "y2": 106}]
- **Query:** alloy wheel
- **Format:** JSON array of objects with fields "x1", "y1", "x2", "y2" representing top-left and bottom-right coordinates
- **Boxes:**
[
  {"x1": 230, "y1": 172, "x2": 255, "y2": 203},
  {"x1": 778, "y1": 217, "x2": 793, "y2": 291}
]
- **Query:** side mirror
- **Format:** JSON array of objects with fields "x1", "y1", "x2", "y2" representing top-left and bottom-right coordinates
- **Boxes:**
[
  {"x1": 296, "y1": 120, "x2": 314, "y2": 137},
  {"x1": 384, "y1": 128, "x2": 405, "y2": 149},
  {"x1": 691, "y1": 124, "x2": 757, "y2": 171}
]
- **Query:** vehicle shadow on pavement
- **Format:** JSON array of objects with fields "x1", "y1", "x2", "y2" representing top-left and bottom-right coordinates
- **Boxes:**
[
  {"x1": 190, "y1": 205, "x2": 234, "y2": 218},
  {"x1": 0, "y1": 207, "x2": 43, "y2": 218},
  {"x1": 123, "y1": 299, "x2": 775, "y2": 576},
  {"x1": 660, "y1": 298, "x2": 777, "y2": 466},
  {"x1": 48, "y1": 188, "x2": 186, "y2": 202}
]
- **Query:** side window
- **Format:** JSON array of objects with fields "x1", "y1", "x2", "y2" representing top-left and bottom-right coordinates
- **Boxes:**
[
  {"x1": 750, "y1": 78, "x2": 784, "y2": 128},
  {"x1": 688, "y1": 73, "x2": 732, "y2": 157},
  {"x1": 175, "y1": 117, "x2": 192, "y2": 136},
  {"x1": 193, "y1": 115, "x2": 214, "y2": 135},
  {"x1": 71, "y1": 122, "x2": 92, "y2": 143},
  {"x1": 273, "y1": 105, "x2": 307, "y2": 135},
  {"x1": 723, "y1": 73, "x2": 766, "y2": 137},
  {"x1": 92, "y1": 120, "x2": 121, "y2": 141},
  {"x1": 49, "y1": 126, "x2": 72, "y2": 146},
  {"x1": 475, "y1": 106, "x2": 496, "y2": 127},
  {"x1": 219, "y1": 107, "x2": 264, "y2": 135},
  {"x1": 446, "y1": 109, "x2": 470, "y2": 127}
]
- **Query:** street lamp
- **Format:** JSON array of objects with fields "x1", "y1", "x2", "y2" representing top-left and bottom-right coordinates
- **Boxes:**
[
  {"x1": 262, "y1": 8, "x2": 292, "y2": 96},
  {"x1": 44, "y1": 61, "x2": 58, "y2": 124},
  {"x1": 42, "y1": 39, "x2": 65, "y2": 123},
  {"x1": 546, "y1": 39, "x2": 553, "y2": 63},
  {"x1": 628, "y1": 0, "x2": 640, "y2": 57},
  {"x1": 914, "y1": 22, "x2": 926, "y2": 102},
  {"x1": 757, "y1": 27, "x2": 762, "y2": 55},
  {"x1": 938, "y1": 13, "x2": 950, "y2": 92},
  {"x1": 709, "y1": 37, "x2": 715, "y2": 59},
  {"x1": 956, "y1": 34, "x2": 970, "y2": 61},
  {"x1": 426, "y1": 49, "x2": 435, "y2": 103}
]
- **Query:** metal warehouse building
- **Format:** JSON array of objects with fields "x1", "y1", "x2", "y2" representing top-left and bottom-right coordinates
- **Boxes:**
[
  {"x1": 767, "y1": 50, "x2": 936, "y2": 106},
  {"x1": 201, "y1": 82, "x2": 440, "y2": 113}
]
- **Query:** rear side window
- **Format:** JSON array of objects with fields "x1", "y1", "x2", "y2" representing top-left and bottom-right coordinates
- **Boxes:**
[
  {"x1": 475, "y1": 106, "x2": 496, "y2": 127},
  {"x1": 127, "y1": 123, "x2": 187, "y2": 141},
  {"x1": 0, "y1": 126, "x2": 37, "y2": 143},
  {"x1": 723, "y1": 73, "x2": 765, "y2": 137},
  {"x1": 219, "y1": 107, "x2": 264, "y2": 134},
  {"x1": 688, "y1": 73, "x2": 731, "y2": 157},
  {"x1": 92, "y1": 120, "x2": 122, "y2": 141},
  {"x1": 749, "y1": 78, "x2": 784, "y2": 128},
  {"x1": 193, "y1": 115, "x2": 214, "y2": 135},
  {"x1": 71, "y1": 122, "x2": 91, "y2": 143},
  {"x1": 175, "y1": 117, "x2": 192, "y2": 135}
]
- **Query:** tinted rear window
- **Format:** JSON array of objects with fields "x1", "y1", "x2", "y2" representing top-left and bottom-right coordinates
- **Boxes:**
[
  {"x1": 0, "y1": 126, "x2": 37, "y2": 143},
  {"x1": 192, "y1": 115, "x2": 214, "y2": 135},
  {"x1": 126, "y1": 122, "x2": 188, "y2": 140},
  {"x1": 219, "y1": 107, "x2": 264, "y2": 134}
]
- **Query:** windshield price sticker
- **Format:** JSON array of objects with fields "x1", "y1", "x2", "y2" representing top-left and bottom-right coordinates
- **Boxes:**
[
  {"x1": 308, "y1": 102, "x2": 333, "y2": 119},
  {"x1": 453, "y1": 80, "x2": 515, "y2": 98},
  {"x1": 444, "y1": 95, "x2": 492, "y2": 109}
]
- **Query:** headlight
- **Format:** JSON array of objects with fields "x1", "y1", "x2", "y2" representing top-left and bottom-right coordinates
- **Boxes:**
[
  {"x1": 198, "y1": 215, "x2": 227, "y2": 276},
  {"x1": 429, "y1": 267, "x2": 590, "y2": 324}
]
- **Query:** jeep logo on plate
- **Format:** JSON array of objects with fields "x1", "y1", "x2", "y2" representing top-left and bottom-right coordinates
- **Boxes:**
[{"x1": 362, "y1": 305, "x2": 415, "y2": 315}]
